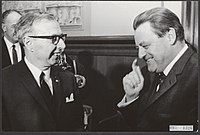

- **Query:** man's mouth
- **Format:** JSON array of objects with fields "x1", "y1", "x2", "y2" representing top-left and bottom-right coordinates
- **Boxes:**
[
  {"x1": 49, "y1": 51, "x2": 63, "y2": 60},
  {"x1": 145, "y1": 58, "x2": 153, "y2": 64},
  {"x1": 54, "y1": 52, "x2": 62, "y2": 56}
]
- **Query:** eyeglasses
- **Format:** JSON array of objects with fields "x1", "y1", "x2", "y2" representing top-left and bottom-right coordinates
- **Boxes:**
[{"x1": 28, "y1": 34, "x2": 67, "y2": 45}]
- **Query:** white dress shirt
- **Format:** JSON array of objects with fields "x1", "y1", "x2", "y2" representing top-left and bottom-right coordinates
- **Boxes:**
[
  {"x1": 118, "y1": 44, "x2": 189, "y2": 107},
  {"x1": 4, "y1": 36, "x2": 22, "y2": 64},
  {"x1": 24, "y1": 57, "x2": 53, "y2": 95}
]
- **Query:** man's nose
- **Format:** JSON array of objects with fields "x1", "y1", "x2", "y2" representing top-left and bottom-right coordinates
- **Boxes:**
[{"x1": 138, "y1": 46, "x2": 146, "y2": 59}]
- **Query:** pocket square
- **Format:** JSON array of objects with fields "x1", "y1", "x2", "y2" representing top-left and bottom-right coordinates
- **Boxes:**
[{"x1": 66, "y1": 93, "x2": 74, "y2": 103}]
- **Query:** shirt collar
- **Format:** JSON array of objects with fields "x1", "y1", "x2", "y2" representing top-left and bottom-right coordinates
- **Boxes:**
[
  {"x1": 43, "y1": 68, "x2": 51, "y2": 81},
  {"x1": 24, "y1": 57, "x2": 42, "y2": 86},
  {"x1": 4, "y1": 36, "x2": 13, "y2": 49},
  {"x1": 163, "y1": 44, "x2": 188, "y2": 76}
]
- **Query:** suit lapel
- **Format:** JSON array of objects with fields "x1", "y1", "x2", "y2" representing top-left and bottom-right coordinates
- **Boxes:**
[
  {"x1": 141, "y1": 46, "x2": 195, "y2": 112},
  {"x1": 2, "y1": 37, "x2": 25, "y2": 68},
  {"x1": 18, "y1": 61, "x2": 53, "y2": 117},
  {"x1": 51, "y1": 68, "x2": 62, "y2": 118},
  {"x1": 145, "y1": 73, "x2": 177, "y2": 109},
  {"x1": 20, "y1": 43, "x2": 25, "y2": 60},
  {"x1": 2, "y1": 38, "x2": 12, "y2": 68}
]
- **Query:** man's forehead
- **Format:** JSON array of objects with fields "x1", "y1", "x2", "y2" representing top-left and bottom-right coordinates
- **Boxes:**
[
  {"x1": 6, "y1": 12, "x2": 21, "y2": 23},
  {"x1": 136, "y1": 22, "x2": 152, "y2": 33},
  {"x1": 134, "y1": 22, "x2": 157, "y2": 44}
]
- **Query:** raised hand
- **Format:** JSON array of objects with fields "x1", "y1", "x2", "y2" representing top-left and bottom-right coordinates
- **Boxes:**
[{"x1": 122, "y1": 59, "x2": 144, "y2": 102}]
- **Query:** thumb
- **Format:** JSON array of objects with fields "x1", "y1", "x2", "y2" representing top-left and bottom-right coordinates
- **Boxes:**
[{"x1": 132, "y1": 59, "x2": 137, "y2": 71}]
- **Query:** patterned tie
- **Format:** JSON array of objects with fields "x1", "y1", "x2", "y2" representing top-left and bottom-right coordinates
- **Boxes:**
[
  {"x1": 12, "y1": 45, "x2": 18, "y2": 64},
  {"x1": 155, "y1": 72, "x2": 166, "y2": 92}
]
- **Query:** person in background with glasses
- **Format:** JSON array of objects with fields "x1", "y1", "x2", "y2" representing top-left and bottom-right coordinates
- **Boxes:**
[
  {"x1": 2, "y1": 12, "x2": 84, "y2": 131},
  {"x1": 2, "y1": 9, "x2": 24, "y2": 68}
]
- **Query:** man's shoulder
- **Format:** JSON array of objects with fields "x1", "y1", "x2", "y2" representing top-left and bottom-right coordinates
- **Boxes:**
[
  {"x1": 2, "y1": 61, "x2": 25, "y2": 75},
  {"x1": 182, "y1": 45, "x2": 198, "y2": 68},
  {"x1": 2, "y1": 37, "x2": 7, "y2": 49},
  {"x1": 189, "y1": 47, "x2": 198, "y2": 62}
]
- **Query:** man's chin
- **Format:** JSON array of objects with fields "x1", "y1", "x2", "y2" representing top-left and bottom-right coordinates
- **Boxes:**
[
  {"x1": 147, "y1": 66, "x2": 156, "y2": 73},
  {"x1": 47, "y1": 58, "x2": 57, "y2": 66}
]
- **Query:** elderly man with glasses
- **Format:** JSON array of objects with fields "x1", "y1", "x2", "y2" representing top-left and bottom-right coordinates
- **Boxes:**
[{"x1": 2, "y1": 12, "x2": 84, "y2": 131}]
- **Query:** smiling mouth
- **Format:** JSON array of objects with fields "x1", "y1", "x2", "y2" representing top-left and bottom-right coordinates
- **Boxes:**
[
  {"x1": 145, "y1": 58, "x2": 153, "y2": 64},
  {"x1": 49, "y1": 51, "x2": 63, "y2": 60},
  {"x1": 54, "y1": 52, "x2": 62, "y2": 56}
]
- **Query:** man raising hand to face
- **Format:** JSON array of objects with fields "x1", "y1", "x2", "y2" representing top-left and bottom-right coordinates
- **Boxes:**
[
  {"x1": 118, "y1": 7, "x2": 197, "y2": 132},
  {"x1": 123, "y1": 59, "x2": 144, "y2": 102}
]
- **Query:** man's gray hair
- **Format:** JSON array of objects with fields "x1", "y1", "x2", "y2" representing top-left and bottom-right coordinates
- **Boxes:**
[{"x1": 15, "y1": 11, "x2": 56, "y2": 44}]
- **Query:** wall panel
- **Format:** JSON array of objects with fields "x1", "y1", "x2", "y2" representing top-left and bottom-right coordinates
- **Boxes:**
[{"x1": 65, "y1": 35, "x2": 146, "y2": 129}]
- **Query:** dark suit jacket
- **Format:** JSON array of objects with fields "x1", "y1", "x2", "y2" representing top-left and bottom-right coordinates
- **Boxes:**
[
  {"x1": 119, "y1": 46, "x2": 198, "y2": 132},
  {"x1": 2, "y1": 37, "x2": 24, "y2": 69},
  {"x1": 2, "y1": 60, "x2": 84, "y2": 131}
]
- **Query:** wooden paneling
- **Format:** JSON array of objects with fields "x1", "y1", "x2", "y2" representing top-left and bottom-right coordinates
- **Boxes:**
[
  {"x1": 65, "y1": 35, "x2": 145, "y2": 130},
  {"x1": 65, "y1": 35, "x2": 140, "y2": 92},
  {"x1": 66, "y1": 35, "x2": 137, "y2": 56}
]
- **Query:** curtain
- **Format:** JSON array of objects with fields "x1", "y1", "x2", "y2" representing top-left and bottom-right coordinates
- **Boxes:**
[{"x1": 182, "y1": 1, "x2": 198, "y2": 50}]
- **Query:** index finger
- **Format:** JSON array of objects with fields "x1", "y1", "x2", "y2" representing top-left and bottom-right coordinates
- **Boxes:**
[{"x1": 132, "y1": 58, "x2": 138, "y2": 71}]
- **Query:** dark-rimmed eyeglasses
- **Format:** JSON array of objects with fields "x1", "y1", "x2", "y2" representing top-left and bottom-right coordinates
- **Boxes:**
[{"x1": 28, "y1": 34, "x2": 67, "y2": 45}]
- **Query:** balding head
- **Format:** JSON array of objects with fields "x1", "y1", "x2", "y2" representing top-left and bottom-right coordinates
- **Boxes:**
[{"x1": 2, "y1": 9, "x2": 22, "y2": 43}]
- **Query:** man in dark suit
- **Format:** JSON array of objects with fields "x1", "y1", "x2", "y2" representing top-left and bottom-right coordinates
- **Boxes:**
[
  {"x1": 2, "y1": 12, "x2": 84, "y2": 131},
  {"x1": 2, "y1": 9, "x2": 24, "y2": 68},
  {"x1": 118, "y1": 7, "x2": 198, "y2": 132}
]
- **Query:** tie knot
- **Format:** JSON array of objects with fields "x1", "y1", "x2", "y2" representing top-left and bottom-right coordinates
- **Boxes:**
[
  {"x1": 40, "y1": 72, "x2": 50, "y2": 82},
  {"x1": 12, "y1": 44, "x2": 16, "y2": 48},
  {"x1": 158, "y1": 72, "x2": 166, "y2": 83},
  {"x1": 40, "y1": 72, "x2": 45, "y2": 83},
  {"x1": 40, "y1": 72, "x2": 45, "y2": 77},
  {"x1": 158, "y1": 72, "x2": 165, "y2": 77}
]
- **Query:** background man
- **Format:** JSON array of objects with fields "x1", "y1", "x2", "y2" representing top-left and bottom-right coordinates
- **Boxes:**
[
  {"x1": 2, "y1": 9, "x2": 24, "y2": 68},
  {"x1": 2, "y1": 12, "x2": 84, "y2": 131},
  {"x1": 118, "y1": 7, "x2": 198, "y2": 132}
]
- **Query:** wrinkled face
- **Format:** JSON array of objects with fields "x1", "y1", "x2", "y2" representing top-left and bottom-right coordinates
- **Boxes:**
[
  {"x1": 2, "y1": 12, "x2": 21, "y2": 43},
  {"x1": 135, "y1": 22, "x2": 172, "y2": 73},
  {"x1": 28, "y1": 19, "x2": 66, "y2": 68}
]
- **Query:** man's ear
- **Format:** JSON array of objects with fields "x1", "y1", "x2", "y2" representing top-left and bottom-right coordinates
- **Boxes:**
[
  {"x1": 23, "y1": 36, "x2": 33, "y2": 52},
  {"x1": 2, "y1": 23, "x2": 6, "y2": 32},
  {"x1": 166, "y1": 27, "x2": 176, "y2": 45}
]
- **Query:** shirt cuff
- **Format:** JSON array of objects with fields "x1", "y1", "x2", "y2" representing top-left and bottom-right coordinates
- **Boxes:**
[{"x1": 117, "y1": 95, "x2": 139, "y2": 108}]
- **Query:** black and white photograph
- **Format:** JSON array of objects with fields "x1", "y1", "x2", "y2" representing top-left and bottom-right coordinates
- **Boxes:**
[{"x1": 1, "y1": 1, "x2": 198, "y2": 133}]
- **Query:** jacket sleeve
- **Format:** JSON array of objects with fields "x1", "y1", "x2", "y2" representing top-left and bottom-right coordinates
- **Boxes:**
[{"x1": 117, "y1": 66, "x2": 150, "y2": 131}]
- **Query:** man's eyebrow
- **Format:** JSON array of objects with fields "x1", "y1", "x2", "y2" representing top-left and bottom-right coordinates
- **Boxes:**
[{"x1": 139, "y1": 41, "x2": 150, "y2": 46}]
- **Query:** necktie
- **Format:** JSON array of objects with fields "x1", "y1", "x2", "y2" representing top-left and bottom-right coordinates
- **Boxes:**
[
  {"x1": 12, "y1": 45, "x2": 18, "y2": 64},
  {"x1": 155, "y1": 72, "x2": 166, "y2": 92},
  {"x1": 40, "y1": 72, "x2": 56, "y2": 115},
  {"x1": 40, "y1": 72, "x2": 53, "y2": 99}
]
